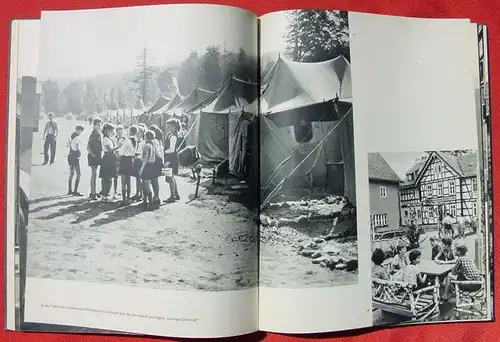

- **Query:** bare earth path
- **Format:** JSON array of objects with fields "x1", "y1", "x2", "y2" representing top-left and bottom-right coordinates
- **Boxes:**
[{"x1": 27, "y1": 120, "x2": 257, "y2": 291}]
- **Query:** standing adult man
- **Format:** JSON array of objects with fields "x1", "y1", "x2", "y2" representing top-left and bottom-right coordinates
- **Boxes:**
[
  {"x1": 87, "y1": 118, "x2": 103, "y2": 200},
  {"x1": 43, "y1": 112, "x2": 58, "y2": 164}
]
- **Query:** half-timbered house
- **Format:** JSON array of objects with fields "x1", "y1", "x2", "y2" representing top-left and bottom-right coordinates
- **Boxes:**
[
  {"x1": 368, "y1": 153, "x2": 402, "y2": 232},
  {"x1": 400, "y1": 151, "x2": 478, "y2": 226}
]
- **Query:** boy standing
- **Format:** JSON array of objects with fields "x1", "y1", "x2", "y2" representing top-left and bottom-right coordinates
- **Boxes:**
[{"x1": 67, "y1": 125, "x2": 84, "y2": 196}]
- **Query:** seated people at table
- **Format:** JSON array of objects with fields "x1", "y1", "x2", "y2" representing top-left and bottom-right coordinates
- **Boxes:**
[
  {"x1": 430, "y1": 237, "x2": 441, "y2": 260},
  {"x1": 390, "y1": 243, "x2": 409, "y2": 274},
  {"x1": 442, "y1": 243, "x2": 482, "y2": 300},
  {"x1": 434, "y1": 238, "x2": 455, "y2": 264},
  {"x1": 372, "y1": 248, "x2": 390, "y2": 280},
  {"x1": 393, "y1": 250, "x2": 427, "y2": 288}
]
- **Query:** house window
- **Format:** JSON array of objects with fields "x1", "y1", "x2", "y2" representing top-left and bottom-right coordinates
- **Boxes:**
[
  {"x1": 449, "y1": 180, "x2": 456, "y2": 194},
  {"x1": 371, "y1": 214, "x2": 388, "y2": 228},
  {"x1": 407, "y1": 174, "x2": 413, "y2": 181},
  {"x1": 426, "y1": 185, "x2": 433, "y2": 197},
  {"x1": 450, "y1": 204, "x2": 456, "y2": 217},
  {"x1": 437, "y1": 183, "x2": 443, "y2": 196},
  {"x1": 404, "y1": 210, "x2": 408, "y2": 217},
  {"x1": 380, "y1": 186, "x2": 387, "y2": 199},
  {"x1": 473, "y1": 202, "x2": 477, "y2": 216},
  {"x1": 472, "y1": 178, "x2": 478, "y2": 192}
]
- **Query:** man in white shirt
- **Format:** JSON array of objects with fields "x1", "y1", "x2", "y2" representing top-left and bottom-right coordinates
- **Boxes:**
[
  {"x1": 118, "y1": 128, "x2": 136, "y2": 205},
  {"x1": 43, "y1": 112, "x2": 59, "y2": 164},
  {"x1": 67, "y1": 125, "x2": 84, "y2": 196}
]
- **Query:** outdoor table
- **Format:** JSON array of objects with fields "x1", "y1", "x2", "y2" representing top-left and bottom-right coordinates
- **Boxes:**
[
  {"x1": 419, "y1": 259, "x2": 456, "y2": 300},
  {"x1": 418, "y1": 259, "x2": 456, "y2": 277}
]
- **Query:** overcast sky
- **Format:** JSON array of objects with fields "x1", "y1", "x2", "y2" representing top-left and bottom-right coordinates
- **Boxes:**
[
  {"x1": 39, "y1": 4, "x2": 257, "y2": 79},
  {"x1": 15, "y1": 19, "x2": 40, "y2": 77},
  {"x1": 380, "y1": 152, "x2": 427, "y2": 180},
  {"x1": 260, "y1": 11, "x2": 289, "y2": 55}
]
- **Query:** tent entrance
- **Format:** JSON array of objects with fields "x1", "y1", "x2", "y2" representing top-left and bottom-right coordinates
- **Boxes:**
[{"x1": 325, "y1": 161, "x2": 345, "y2": 195}]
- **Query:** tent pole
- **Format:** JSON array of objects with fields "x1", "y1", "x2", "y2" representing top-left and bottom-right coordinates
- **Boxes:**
[{"x1": 260, "y1": 106, "x2": 353, "y2": 211}]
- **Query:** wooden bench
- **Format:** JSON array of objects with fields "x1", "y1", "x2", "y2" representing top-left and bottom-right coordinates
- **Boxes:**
[
  {"x1": 372, "y1": 278, "x2": 440, "y2": 321},
  {"x1": 452, "y1": 277, "x2": 486, "y2": 316}
]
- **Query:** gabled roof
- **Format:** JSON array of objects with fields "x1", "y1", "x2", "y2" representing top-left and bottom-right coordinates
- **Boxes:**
[
  {"x1": 413, "y1": 151, "x2": 478, "y2": 184},
  {"x1": 368, "y1": 153, "x2": 402, "y2": 184},
  {"x1": 457, "y1": 152, "x2": 478, "y2": 177},
  {"x1": 401, "y1": 161, "x2": 425, "y2": 187}
]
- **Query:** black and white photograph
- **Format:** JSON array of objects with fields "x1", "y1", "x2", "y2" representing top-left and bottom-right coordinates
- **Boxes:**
[
  {"x1": 26, "y1": 5, "x2": 259, "y2": 294},
  {"x1": 369, "y1": 150, "x2": 489, "y2": 325},
  {"x1": 258, "y1": 10, "x2": 358, "y2": 288}
]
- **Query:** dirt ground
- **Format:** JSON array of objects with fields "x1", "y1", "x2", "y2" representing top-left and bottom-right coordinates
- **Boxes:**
[
  {"x1": 259, "y1": 197, "x2": 359, "y2": 288},
  {"x1": 26, "y1": 119, "x2": 257, "y2": 291}
]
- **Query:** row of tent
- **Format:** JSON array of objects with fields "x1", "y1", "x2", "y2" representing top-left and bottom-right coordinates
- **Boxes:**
[{"x1": 135, "y1": 54, "x2": 355, "y2": 205}]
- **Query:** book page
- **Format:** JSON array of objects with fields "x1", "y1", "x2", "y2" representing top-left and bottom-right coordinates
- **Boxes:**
[
  {"x1": 22, "y1": 4, "x2": 259, "y2": 338},
  {"x1": 349, "y1": 13, "x2": 492, "y2": 326},
  {"x1": 259, "y1": 10, "x2": 488, "y2": 333},
  {"x1": 5, "y1": 19, "x2": 41, "y2": 330}
]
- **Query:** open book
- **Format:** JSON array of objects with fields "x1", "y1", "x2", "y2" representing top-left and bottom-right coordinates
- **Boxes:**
[{"x1": 5, "y1": 4, "x2": 493, "y2": 338}]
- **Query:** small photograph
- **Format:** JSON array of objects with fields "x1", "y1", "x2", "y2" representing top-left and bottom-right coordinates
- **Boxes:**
[
  {"x1": 259, "y1": 10, "x2": 358, "y2": 288},
  {"x1": 369, "y1": 150, "x2": 489, "y2": 326},
  {"x1": 27, "y1": 5, "x2": 259, "y2": 293}
]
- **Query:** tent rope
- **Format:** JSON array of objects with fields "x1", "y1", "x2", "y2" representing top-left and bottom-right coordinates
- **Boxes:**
[
  {"x1": 260, "y1": 103, "x2": 336, "y2": 193},
  {"x1": 260, "y1": 106, "x2": 353, "y2": 211}
]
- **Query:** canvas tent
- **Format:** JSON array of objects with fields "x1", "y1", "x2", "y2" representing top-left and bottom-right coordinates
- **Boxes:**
[
  {"x1": 139, "y1": 93, "x2": 184, "y2": 126},
  {"x1": 186, "y1": 76, "x2": 258, "y2": 176},
  {"x1": 168, "y1": 86, "x2": 214, "y2": 117},
  {"x1": 260, "y1": 55, "x2": 355, "y2": 205}
]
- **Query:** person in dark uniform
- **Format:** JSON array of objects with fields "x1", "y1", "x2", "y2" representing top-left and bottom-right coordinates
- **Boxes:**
[
  {"x1": 163, "y1": 118, "x2": 181, "y2": 203},
  {"x1": 139, "y1": 130, "x2": 157, "y2": 211},
  {"x1": 67, "y1": 125, "x2": 84, "y2": 196},
  {"x1": 149, "y1": 125, "x2": 164, "y2": 209},
  {"x1": 131, "y1": 125, "x2": 145, "y2": 202},
  {"x1": 87, "y1": 118, "x2": 103, "y2": 200},
  {"x1": 43, "y1": 112, "x2": 59, "y2": 164}
]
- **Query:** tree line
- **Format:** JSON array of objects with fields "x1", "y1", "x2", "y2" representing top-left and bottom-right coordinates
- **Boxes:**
[
  {"x1": 42, "y1": 9, "x2": 348, "y2": 116},
  {"x1": 42, "y1": 46, "x2": 258, "y2": 116}
]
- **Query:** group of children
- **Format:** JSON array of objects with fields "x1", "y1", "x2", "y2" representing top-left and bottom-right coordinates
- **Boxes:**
[
  {"x1": 372, "y1": 235, "x2": 482, "y2": 302},
  {"x1": 67, "y1": 116, "x2": 185, "y2": 211}
]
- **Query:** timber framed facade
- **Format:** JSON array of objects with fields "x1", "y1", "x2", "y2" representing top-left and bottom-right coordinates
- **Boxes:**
[{"x1": 400, "y1": 151, "x2": 478, "y2": 226}]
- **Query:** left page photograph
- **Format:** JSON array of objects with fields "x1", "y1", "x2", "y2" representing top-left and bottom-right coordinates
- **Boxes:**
[{"x1": 21, "y1": 4, "x2": 259, "y2": 338}]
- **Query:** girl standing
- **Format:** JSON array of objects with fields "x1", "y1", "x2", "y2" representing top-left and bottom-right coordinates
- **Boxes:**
[
  {"x1": 118, "y1": 126, "x2": 136, "y2": 205},
  {"x1": 149, "y1": 125, "x2": 164, "y2": 209},
  {"x1": 99, "y1": 123, "x2": 119, "y2": 201},
  {"x1": 139, "y1": 130, "x2": 157, "y2": 210},
  {"x1": 163, "y1": 118, "x2": 180, "y2": 203}
]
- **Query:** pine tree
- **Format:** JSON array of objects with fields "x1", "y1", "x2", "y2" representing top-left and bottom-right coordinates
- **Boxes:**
[{"x1": 130, "y1": 47, "x2": 155, "y2": 106}]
